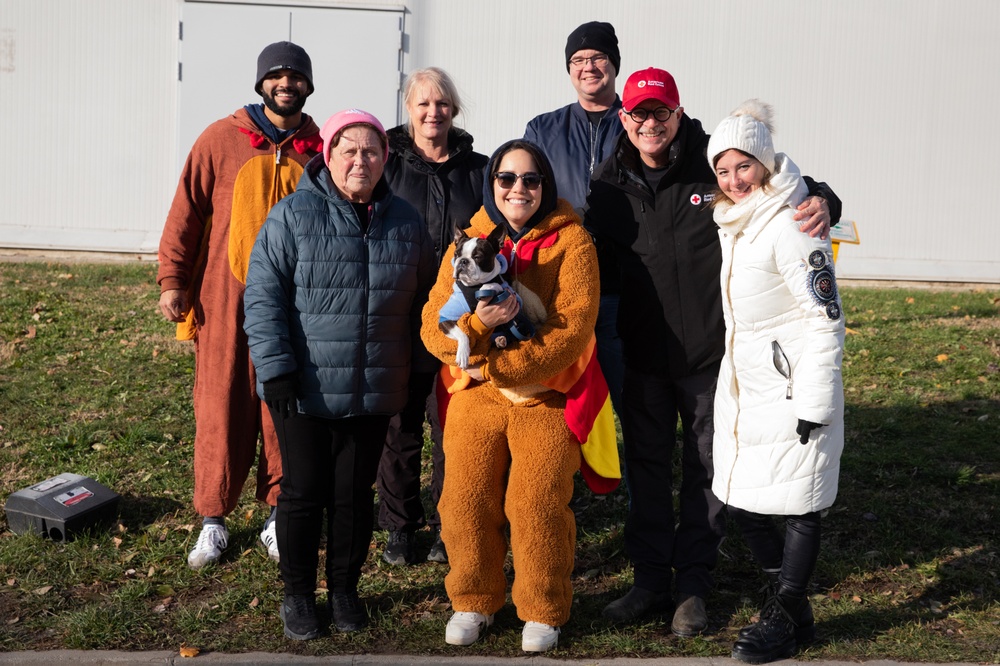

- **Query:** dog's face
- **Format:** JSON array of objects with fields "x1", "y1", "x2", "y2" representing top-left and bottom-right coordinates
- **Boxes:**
[{"x1": 451, "y1": 225, "x2": 505, "y2": 287}]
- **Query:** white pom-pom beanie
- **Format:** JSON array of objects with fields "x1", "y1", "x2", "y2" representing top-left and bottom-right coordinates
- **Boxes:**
[{"x1": 707, "y1": 99, "x2": 776, "y2": 174}]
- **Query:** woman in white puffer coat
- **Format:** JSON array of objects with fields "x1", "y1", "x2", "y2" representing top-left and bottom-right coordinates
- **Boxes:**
[{"x1": 706, "y1": 100, "x2": 845, "y2": 665}]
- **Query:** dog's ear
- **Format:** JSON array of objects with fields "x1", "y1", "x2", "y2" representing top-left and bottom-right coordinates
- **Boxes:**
[
  {"x1": 452, "y1": 227, "x2": 467, "y2": 247},
  {"x1": 486, "y1": 223, "x2": 506, "y2": 252}
]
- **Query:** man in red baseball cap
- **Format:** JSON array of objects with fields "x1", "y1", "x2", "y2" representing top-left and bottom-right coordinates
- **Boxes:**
[{"x1": 584, "y1": 67, "x2": 841, "y2": 637}]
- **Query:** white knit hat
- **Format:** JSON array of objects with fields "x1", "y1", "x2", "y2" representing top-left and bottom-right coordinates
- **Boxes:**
[{"x1": 707, "y1": 99, "x2": 776, "y2": 174}]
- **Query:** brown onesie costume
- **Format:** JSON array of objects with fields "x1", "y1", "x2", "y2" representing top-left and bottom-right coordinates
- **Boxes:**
[{"x1": 157, "y1": 107, "x2": 321, "y2": 517}]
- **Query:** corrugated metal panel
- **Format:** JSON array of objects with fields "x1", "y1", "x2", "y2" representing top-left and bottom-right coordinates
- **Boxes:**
[
  {"x1": 0, "y1": 0, "x2": 178, "y2": 253},
  {"x1": 406, "y1": 0, "x2": 1000, "y2": 283}
]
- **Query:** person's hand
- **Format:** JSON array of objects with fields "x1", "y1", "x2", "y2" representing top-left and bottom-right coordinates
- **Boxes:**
[
  {"x1": 159, "y1": 289, "x2": 189, "y2": 322},
  {"x1": 474, "y1": 288, "x2": 520, "y2": 328},
  {"x1": 262, "y1": 375, "x2": 297, "y2": 419},
  {"x1": 796, "y1": 419, "x2": 823, "y2": 444},
  {"x1": 466, "y1": 365, "x2": 485, "y2": 382},
  {"x1": 793, "y1": 196, "x2": 831, "y2": 239}
]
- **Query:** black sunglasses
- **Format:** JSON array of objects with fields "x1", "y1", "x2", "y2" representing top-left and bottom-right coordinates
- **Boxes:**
[{"x1": 494, "y1": 171, "x2": 544, "y2": 190}]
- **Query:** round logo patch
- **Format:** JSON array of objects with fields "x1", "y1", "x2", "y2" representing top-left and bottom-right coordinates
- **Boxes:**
[
  {"x1": 690, "y1": 194, "x2": 702, "y2": 205},
  {"x1": 808, "y1": 250, "x2": 827, "y2": 270},
  {"x1": 810, "y1": 269, "x2": 837, "y2": 302},
  {"x1": 826, "y1": 301, "x2": 842, "y2": 320}
]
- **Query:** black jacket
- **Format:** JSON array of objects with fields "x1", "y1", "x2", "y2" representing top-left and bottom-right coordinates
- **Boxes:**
[
  {"x1": 383, "y1": 125, "x2": 489, "y2": 373},
  {"x1": 584, "y1": 114, "x2": 841, "y2": 380},
  {"x1": 384, "y1": 126, "x2": 489, "y2": 263}
]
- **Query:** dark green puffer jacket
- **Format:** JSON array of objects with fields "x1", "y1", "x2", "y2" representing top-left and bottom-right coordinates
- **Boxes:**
[{"x1": 244, "y1": 154, "x2": 436, "y2": 419}]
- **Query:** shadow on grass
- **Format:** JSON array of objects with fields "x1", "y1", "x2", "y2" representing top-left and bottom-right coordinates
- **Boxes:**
[{"x1": 117, "y1": 493, "x2": 185, "y2": 532}]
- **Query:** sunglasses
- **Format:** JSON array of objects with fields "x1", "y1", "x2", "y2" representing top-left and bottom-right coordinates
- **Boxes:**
[{"x1": 494, "y1": 172, "x2": 544, "y2": 190}]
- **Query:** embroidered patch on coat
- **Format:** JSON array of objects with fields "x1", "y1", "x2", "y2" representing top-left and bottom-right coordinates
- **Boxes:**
[
  {"x1": 810, "y1": 269, "x2": 837, "y2": 302},
  {"x1": 808, "y1": 250, "x2": 828, "y2": 270},
  {"x1": 806, "y1": 264, "x2": 841, "y2": 319}
]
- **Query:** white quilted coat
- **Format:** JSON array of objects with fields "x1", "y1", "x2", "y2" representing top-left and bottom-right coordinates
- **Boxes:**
[{"x1": 712, "y1": 154, "x2": 845, "y2": 516}]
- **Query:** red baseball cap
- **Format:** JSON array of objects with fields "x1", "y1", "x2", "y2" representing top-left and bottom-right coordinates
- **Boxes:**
[{"x1": 621, "y1": 67, "x2": 680, "y2": 112}]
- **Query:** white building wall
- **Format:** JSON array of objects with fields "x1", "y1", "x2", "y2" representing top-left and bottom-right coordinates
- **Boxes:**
[
  {"x1": 407, "y1": 0, "x2": 999, "y2": 284},
  {"x1": 1, "y1": 0, "x2": 178, "y2": 253},
  {"x1": 0, "y1": 0, "x2": 997, "y2": 283}
]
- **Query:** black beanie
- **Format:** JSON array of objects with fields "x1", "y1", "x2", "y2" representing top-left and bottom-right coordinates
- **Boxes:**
[
  {"x1": 565, "y1": 21, "x2": 620, "y2": 74},
  {"x1": 254, "y1": 41, "x2": 314, "y2": 95}
]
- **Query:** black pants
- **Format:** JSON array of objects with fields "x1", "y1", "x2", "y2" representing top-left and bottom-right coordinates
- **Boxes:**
[
  {"x1": 375, "y1": 371, "x2": 444, "y2": 531},
  {"x1": 271, "y1": 410, "x2": 388, "y2": 596},
  {"x1": 620, "y1": 364, "x2": 727, "y2": 597},
  {"x1": 728, "y1": 506, "x2": 822, "y2": 595}
]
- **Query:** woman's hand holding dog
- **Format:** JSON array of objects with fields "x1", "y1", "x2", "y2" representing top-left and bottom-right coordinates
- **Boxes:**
[{"x1": 475, "y1": 288, "x2": 520, "y2": 328}]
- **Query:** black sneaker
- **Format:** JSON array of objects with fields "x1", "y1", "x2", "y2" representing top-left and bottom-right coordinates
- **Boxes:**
[
  {"x1": 382, "y1": 529, "x2": 417, "y2": 565},
  {"x1": 329, "y1": 591, "x2": 368, "y2": 632},
  {"x1": 426, "y1": 528, "x2": 448, "y2": 563},
  {"x1": 280, "y1": 594, "x2": 320, "y2": 640}
]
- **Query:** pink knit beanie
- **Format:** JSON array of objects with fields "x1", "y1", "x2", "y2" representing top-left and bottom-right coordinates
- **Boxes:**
[{"x1": 320, "y1": 109, "x2": 388, "y2": 166}]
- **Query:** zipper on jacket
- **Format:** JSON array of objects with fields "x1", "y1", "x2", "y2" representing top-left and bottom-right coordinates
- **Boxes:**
[
  {"x1": 771, "y1": 340, "x2": 793, "y2": 399},
  {"x1": 275, "y1": 145, "x2": 282, "y2": 165},
  {"x1": 352, "y1": 204, "x2": 374, "y2": 413},
  {"x1": 588, "y1": 121, "x2": 598, "y2": 178}
]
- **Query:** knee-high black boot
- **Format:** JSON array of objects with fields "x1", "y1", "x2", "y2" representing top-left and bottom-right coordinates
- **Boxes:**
[
  {"x1": 738, "y1": 571, "x2": 814, "y2": 644},
  {"x1": 731, "y1": 585, "x2": 808, "y2": 664}
]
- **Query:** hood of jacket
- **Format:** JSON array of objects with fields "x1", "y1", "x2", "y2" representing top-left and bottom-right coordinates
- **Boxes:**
[
  {"x1": 713, "y1": 153, "x2": 808, "y2": 239},
  {"x1": 482, "y1": 139, "x2": 559, "y2": 237},
  {"x1": 227, "y1": 107, "x2": 322, "y2": 154}
]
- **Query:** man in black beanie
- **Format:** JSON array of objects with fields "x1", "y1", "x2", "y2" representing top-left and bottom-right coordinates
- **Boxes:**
[
  {"x1": 522, "y1": 20, "x2": 628, "y2": 584},
  {"x1": 525, "y1": 21, "x2": 622, "y2": 211},
  {"x1": 157, "y1": 40, "x2": 321, "y2": 579}
]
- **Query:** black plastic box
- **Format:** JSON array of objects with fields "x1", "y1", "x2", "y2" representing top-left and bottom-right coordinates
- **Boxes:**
[{"x1": 4, "y1": 473, "x2": 120, "y2": 541}]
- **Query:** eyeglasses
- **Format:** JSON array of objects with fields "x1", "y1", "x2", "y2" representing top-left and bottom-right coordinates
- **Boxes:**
[
  {"x1": 494, "y1": 172, "x2": 544, "y2": 190},
  {"x1": 626, "y1": 106, "x2": 677, "y2": 123},
  {"x1": 568, "y1": 54, "x2": 609, "y2": 68}
]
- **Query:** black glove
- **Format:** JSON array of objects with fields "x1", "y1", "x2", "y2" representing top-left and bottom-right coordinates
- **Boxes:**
[
  {"x1": 262, "y1": 375, "x2": 297, "y2": 419},
  {"x1": 796, "y1": 419, "x2": 822, "y2": 444}
]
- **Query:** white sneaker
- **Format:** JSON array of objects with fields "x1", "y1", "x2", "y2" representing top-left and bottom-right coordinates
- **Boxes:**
[
  {"x1": 522, "y1": 621, "x2": 560, "y2": 652},
  {"x1": 260, "y1": 520, "x2": 279, "y2": 562},
  {"x1": 188, "y1": 523, "x2": 228, "y2": 569},
  {"x1": 445, "y1": 611, "x2": 493, "y2": 646}
]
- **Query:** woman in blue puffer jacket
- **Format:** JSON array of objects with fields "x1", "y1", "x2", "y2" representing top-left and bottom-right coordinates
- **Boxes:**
[{"x1": 243, "y1": 108, "x2": 435, "y2": 642}]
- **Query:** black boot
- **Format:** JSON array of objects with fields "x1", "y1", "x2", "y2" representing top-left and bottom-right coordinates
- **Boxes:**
[
  {"x1": 731, "y1": 587, "x2": 806, "y2": 664},
  {"x1": 738, "y1": 572, "x2": 814, "y2": 644}
]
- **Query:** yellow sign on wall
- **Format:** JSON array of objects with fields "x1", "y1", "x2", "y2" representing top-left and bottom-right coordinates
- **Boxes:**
[{"x1": 831, "y1": 219, "x2": 859, "y2": 263}]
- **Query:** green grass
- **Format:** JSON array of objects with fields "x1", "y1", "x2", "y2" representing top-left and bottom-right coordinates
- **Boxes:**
[{"x1": 0, "y1": 262, "x2": 998, "y2": 661}]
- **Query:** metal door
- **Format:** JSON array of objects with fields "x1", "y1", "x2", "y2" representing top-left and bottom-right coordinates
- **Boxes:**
[{"x1": 178, "y1": 1, "x2": 404, "y2": 173}]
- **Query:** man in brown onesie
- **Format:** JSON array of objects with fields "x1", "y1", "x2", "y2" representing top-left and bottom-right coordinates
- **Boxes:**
[{"x1": 157, "y1": 41, "x2": 322, "y2": 569}]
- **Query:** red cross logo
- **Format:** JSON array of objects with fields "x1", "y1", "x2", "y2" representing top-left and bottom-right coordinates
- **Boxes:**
[{"x1": 690, "y1": 194, "x2": 702, "y2": 205}]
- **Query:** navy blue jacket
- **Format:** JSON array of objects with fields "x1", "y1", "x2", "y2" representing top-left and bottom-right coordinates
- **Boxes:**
[
  {"x1": 524, "y1": 97, "x2": 624, "y2": 211},
  {"x1": 244, "y1": 154, "x2": 436, "y2": 419}
]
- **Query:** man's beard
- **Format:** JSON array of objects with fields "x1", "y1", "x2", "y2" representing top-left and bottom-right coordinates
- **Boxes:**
[{"x1": 263, "y1": 88, "x2": 306, "y2": 117}]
